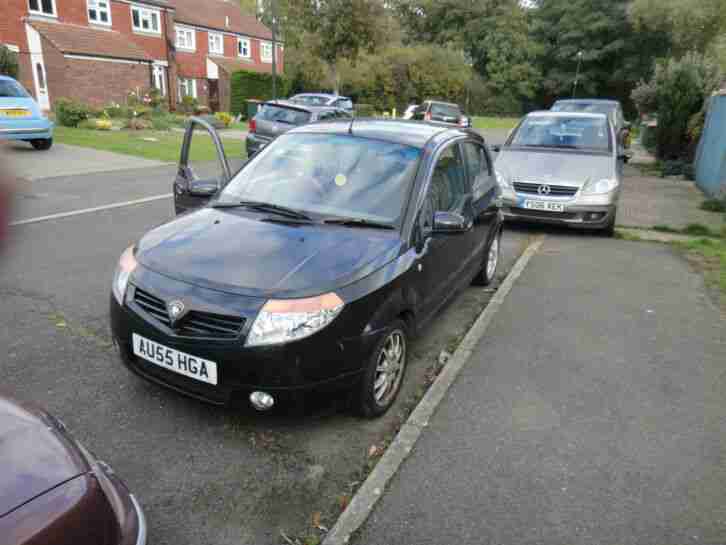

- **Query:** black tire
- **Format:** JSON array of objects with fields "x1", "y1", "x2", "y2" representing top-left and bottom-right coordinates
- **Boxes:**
[
  {"x1": 353, "y1": 319, "x2": 408, "y2": 418},
  {"x1": 31, "y1": 138, "x2": 53, "y2": 151},
  {"x1": 472, "y1": 227, "x2": 501, "y2": 286},
  {"x1": 601, "y1": 210, "x2": 616, "y2": 237}
]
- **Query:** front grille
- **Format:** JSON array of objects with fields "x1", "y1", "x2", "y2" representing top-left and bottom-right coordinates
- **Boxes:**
[
  {"x1": 512, "y1": 208, "x2": 577, "y2": 220},
  {"x1": 134, "y1": 288, "x2": 245, "y2": 339},
  {"x1": 513, "y1": 182, "x2": 578, "y2": 197}
]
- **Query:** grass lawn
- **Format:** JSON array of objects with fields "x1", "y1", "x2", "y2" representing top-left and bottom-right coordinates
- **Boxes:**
[
  {"x1": 472, "y1": 116, "x2": 520, "y2": 130},
  {"x1": 228, "y1": 121, "x2": 249, "y2": 131},
  {"x1": 55, "y1": 126, "x2": 246, "y2": 163},
  {"x1": 677, "y1": 236, "x2": 726, "y2": 302}
]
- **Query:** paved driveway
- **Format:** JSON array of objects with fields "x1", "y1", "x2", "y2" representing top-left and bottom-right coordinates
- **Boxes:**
[{"x1": 3, "y1": 140, "x2": 167, "y2": 181}]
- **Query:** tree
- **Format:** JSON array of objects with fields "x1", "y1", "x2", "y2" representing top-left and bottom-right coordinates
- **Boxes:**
[
  {"x1": 0, "y1": 46, "x2": 19, "y2": 79},
  {"x1": 530, "y1": 0, "x2": 669, "y2": 113}
]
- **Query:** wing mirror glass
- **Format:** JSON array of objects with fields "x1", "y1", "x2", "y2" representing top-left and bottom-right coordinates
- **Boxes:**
[
  {"x1": 433, "y1": 211, "x2": 470, "y2": 233},
  {"x1": 189, "y1": 179, "x2": 220, "y2": 197}
]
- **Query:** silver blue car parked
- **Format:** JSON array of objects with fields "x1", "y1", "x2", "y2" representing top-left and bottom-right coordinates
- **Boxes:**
[{"x1": 0, "y1": 75, "x2": 54, "y2": 150}]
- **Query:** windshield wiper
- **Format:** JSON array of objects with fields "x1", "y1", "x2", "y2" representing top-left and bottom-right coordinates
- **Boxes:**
[
  {"x1": 212, "y1": 200, "x2": 313, "y2": 221},
  {"x1": 323, "y1": 217, "x2": 396, "y2": 230}
]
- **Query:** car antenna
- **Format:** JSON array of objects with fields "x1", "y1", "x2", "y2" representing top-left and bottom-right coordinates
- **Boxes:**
[{"x1": 348, "y1": 115, "x2": 354, "y2": 135}]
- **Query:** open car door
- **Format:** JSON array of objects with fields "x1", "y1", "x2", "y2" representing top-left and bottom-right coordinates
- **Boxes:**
[{"x1": 173, "y1": 116, "x2": 232, "y2": 216}]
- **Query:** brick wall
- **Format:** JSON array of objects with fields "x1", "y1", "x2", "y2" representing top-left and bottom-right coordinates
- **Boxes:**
[{"x1": 111, "y1": 1, "x2": 169, "y2": 61}]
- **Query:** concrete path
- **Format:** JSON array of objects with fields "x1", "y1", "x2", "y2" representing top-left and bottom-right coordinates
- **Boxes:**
[
  {"x1": 352, "y1": 234, "x2": 726, "y2": 545},
  {"x1": 3, "y1": 140, "x2": 167, "y2": 181}
]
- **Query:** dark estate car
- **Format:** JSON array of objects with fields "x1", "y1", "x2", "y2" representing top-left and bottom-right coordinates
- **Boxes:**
[
  {"x1": 550, "y1": 98, "x2": 631, "y2": 149},
  {"x1": 0, "y1": 393, "x2": 146, "y2": 545},
  {"x1": 111, "y1": 120, "x2": 503, "y2": 417},
  {"x1": 411, "y1": 100, "x2": 471, "y2": 128},
  {"x1": 246, "y1": 100, "x2": 352, "y2": 156}
]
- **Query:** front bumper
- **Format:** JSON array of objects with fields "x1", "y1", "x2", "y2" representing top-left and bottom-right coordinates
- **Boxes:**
[
  {"x1": 109, "y1": 273, "x2": 378, "y2": 406},
  {"x1": 501, "y1": 189, "x2": 618, "y2": 229},
  {"x1": 0, "y1": 118, "x2": 53, "y2": 141}
]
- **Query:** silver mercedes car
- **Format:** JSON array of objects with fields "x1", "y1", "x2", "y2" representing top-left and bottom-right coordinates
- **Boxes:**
[{"x1": 494, "y1": 111, "x2": 625, "y2": 236}]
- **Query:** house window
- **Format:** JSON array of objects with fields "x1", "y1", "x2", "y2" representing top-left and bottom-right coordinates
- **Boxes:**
[
  {"x1": 208, "y1": 33, "x2": 223, "y2": 55},
  {"x1": 36, "y1": 63, "x2": 46, "y2": 92},
  {"x1": 88, "y1": 0, "x2": 112, "y2": 25},
  {"x1": 131, "y1": 6, "x2": 161, "y2": 35},
  {"x1": 178, "y1": 78, "x2": 197, "y2": 100},
  {"x1": 176, "y1": 27, "x2": 196, "y2": 51},
  {"x1": 28, "y1": 0, "x2": 56, "y2": 16},
  {"x1": 238, "y1": 38, "x2": 250, "y2": 58},
  {"x1": 261, "y1": 41, "x2": 273, "y2": 63}
]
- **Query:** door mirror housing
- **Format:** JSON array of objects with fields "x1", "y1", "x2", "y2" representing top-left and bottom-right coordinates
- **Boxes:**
[
  {"x1": 491, "y1": 144, "x2": 501, "y2": 153},
  {"x1": 189, "y1": 179, "x2": 220, "y2": 197},
  {"x1": 618, "y1": 153, "x2": 631, "y2": 164},
  {"x1": 433, "y1": 211, "x2": 470, "y2": 233}
]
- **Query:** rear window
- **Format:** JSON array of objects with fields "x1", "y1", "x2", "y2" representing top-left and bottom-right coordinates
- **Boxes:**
[
  {"x1": 430, "y1": 103, "x2": 460, "y2": 118},
  {"x1": 257, "y1": 105, "x2": 311, "y2": 125},
  {"x1": 552, "y1": 102, "x2": 615, "y2": 118},
  {"x1": 291, "y1": 95, "x2": 329, "y2": 106},
  {"x1": 510, "y1": 115, "x2": 612, "y2": 152},
  {"x1": 336, "y1": 99, "x2": 353, "y2": 109},
  {"x1": 0, "y1": 80, "x2": 29, "y2": 98}
]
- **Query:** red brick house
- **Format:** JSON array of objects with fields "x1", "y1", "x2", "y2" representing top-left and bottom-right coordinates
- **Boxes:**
[{"x1": 0, "y1": 0, "x2": 282, "y2": 112}]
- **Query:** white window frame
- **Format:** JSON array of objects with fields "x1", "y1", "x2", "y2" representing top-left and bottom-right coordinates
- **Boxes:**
[
  {"x1": 237, "y1": 37, "x2": 250, "y2": 59},
  {"x1": 175, "y1": 26, "x2": 196, "y2": 52},
  {"x1": 260, "y1": 41, "x2": 273, "y2": 63},
  {"x1": 178, "y1": 78, "x2": 197, "y2": 100},
  {"x1": 87, "y1": 0, "x2": 112, "y2": 26},
  {"x1": 28, "y1": 0, "x2": 57, "y2": 17},
  {"x1": 208, "y1": 32, "x2": 224, "y2": 56},
  {"x1": 131, "y1": 5, "x2": 161, "y2": 35}
]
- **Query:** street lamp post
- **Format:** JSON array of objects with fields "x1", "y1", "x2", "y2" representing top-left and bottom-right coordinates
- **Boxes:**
[
  {"x1": 572, "y1": 50, "x2": 583, "y2": 99},
  {"x1": 270, "y1": 0, "x2": 277, "y2": 101}
]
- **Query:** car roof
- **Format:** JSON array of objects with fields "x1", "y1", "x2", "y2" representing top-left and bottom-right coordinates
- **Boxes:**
[
  {"x1": 553, "y1": 99, "x2": 620, "y2": 105},
  {"x1": 527, "y1": 110, "x2": 609, "y2": 120},
  {"x1": 286, "y1": 119, "x2": 470, "y2": 149},
  {"x1": 425, "y1": 100, "x2": 460, "y2": 107},
  {"x1": 292, "y1": 93, "x2": 350, "y2": 100},
  {"x1": 0, "y1": 75, "x2": 17, "y2": 82},
  {"x1": 262, "y1": 100, "x2": 337, "y2": 112}
]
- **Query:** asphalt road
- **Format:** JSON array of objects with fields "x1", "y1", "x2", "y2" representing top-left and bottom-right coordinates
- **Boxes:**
[
  {"x1": 353, "y1": 233, "x2": 726, "y2": 545},
  {"x1": 1, "y1": 134, "x2": 528, "y2": 545}
]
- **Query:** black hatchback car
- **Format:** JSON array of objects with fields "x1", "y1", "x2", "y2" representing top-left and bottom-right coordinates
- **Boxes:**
[{"x1": 110, "y1": 120, "x2": 502, "y2": 417}]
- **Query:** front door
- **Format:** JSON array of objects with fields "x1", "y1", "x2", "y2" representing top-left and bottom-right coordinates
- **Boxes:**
[
  {"x1": 152, "y1": 64, "x2": 167, "y2": 98},
  {"x1": 208, "y1": 80, "x2": 220, "y2": 113},
  {"x1": 25, "y1": 24, "x2": 50, "y2": 110},
  {"x1": 173, "y1": 117, "x2": 232, "y2": 215}
]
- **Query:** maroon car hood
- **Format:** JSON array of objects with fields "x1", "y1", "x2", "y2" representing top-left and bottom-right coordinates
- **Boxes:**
[{"x1": 0, "y1": 397, "x2": 88, "y2": 517}]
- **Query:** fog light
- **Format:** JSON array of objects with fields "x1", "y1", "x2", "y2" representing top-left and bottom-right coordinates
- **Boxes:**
[{"x1": 249, "y1": 391, "x2": 275, "y2": 411}]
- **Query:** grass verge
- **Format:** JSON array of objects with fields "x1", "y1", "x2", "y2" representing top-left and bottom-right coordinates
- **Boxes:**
[
  {"x1": 472, "y1": 116, "x2": 520, "y2": 130},
  {"x1": 55, "y1": 126, "x2": 246, "y2": 162},
  {"x1": 674, "y1": 237, "x2": 726, "y2": 303}
]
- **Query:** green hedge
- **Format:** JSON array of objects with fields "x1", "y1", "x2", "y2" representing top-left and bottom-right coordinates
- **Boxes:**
[{"x1": 230, "y1": 70, "x2": 289, "y2": 117}]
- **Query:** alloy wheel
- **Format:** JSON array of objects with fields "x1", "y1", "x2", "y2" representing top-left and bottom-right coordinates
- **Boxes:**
[
  {"x1": 486, "y1": 235, "x2": 499, "y2": 282},
  {"x1": 373, "y1": 329, "x2": 406, "y2": 407}
]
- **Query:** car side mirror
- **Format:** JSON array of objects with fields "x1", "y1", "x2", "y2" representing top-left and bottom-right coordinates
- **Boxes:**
[
  {"x1": 433, "y1": 211, "x2": 470, "y2": 233},
  {"x1": 491, "y1": 145, "x2": 501, "y2": 153},
  {"x1": 618, "y1": 153, "x2": 630, "y2": 164},
  {"x1": 189, "y1": 179, "x2": 220, "y2": 197}
]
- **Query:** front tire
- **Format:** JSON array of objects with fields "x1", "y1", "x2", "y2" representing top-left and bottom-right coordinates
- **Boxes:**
[
  {"x1": 472, "y1": 228, "x2": 501, "y2": 286},
  {"x1": 31, "y1": 138, "x2": 53, "y2": 151},
  {"x1": 354, "y1": 320, "x2": 408, "y2": 418},
  {"x1": 601, "y1": 210, "x2": 616, "y2": 237}
]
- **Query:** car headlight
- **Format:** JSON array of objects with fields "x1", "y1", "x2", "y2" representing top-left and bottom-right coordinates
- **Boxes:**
[
  {"x1": 582, "y1": 178, "x2": 618, "y2": 195},
  {"x1": 495, "y1": 170, "x2": 512, "y2": 189},
  {"x1": 112, "y1": 245, "x2": 138, "y2": 305},
  {"x1": 246, "y1": 293, "x2": 344, "y2": 347}
]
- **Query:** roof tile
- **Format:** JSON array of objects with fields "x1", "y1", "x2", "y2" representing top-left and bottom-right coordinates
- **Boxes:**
[{"x1": 170, "y1": 0, "x2": 273, "y2": 40}]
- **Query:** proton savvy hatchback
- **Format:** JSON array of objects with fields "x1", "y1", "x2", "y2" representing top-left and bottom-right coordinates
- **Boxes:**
[{"x1": 110, "y1": 119, "x2": 503, "y2": 417}]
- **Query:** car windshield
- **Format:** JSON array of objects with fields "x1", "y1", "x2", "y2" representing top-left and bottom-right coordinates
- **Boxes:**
[
  {"x1": 257, "y1": 104, "x2": 312, "y2": 125},
  {"x1": 291, "y1": 95, "x2": 329, "y2": 106},
  {"x1": 218, "y1": 133, "x2": 422, "y2": 225},
  {"x1": 0, "y1": 80, "x2": 29, "y2": 98},
  {"x1": 430, "y1": 104, "x2": 460, "y2": 118},
  {"x1": 510, "y1": 116, "x2": 612, "y2": 152}
]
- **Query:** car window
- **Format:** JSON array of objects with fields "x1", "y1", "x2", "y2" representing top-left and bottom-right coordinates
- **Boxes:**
[
  {"x1": 335, "y1": 99, "x2": 353, "y2": 110},
  {"x1": 430, "y1": 103, "x2": 461, "y2": 119},
  {"x1": 461, "y1": 142, "x2": 492, "y2": 201},
  {"x1": 429, "y1": 144, "x2": 469, "y2": 213},
  {"x1": 0, "y1": 80, "x2": 29, "y2": 98},
  {"x1": 257, "y1": 105, "x2": 311, "y2": 125},
  {"x1": 336, "y1": 109, "x2": 352, "y2": 119},
  {"x1": 219, "y1": 133, "x2": 422, "y2": 224},
  {"x1": 316, "y1": 110, "x2": 336, "y2": 121},
  {"x1": 510, "y1": 115, "x2": 612, "y2": 152}
]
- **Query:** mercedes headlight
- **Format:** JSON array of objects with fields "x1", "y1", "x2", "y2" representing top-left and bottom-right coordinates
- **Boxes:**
[
  {"x1": 246, "y1": 293, "x2": 344, "y2": 347},
  {"x1": 112, "y1": 245, "x2": 138, "y2": 305},
  {"x1": 582, "y1": 178, "x2": 618, "y2": 195}
]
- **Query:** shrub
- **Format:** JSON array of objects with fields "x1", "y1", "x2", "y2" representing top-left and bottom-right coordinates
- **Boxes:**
[
  {"x1": 662, "y1": 160, "x2": 686, "y2": 177},
  {"x1": 150, "y1": 113, "x2": 175, "y2": 131},
  {"x1": 78, "y1": 118, "x2": 113, "y2": 130},
  {"x1": 355, "y1": 104, "x2": 376, "y2": 117},
  {"x1": 127, "y1": 87, "x2": 164, "y2": 109},
  {"x1": 683, "y1": 223, "x2": 715, "y2": 237},
  {"x1": 215, "y1": 111, "x2": 233, "y2": 127},
  {"x1": 178, "y1": 95, "x2": 199, "y2": 115},
  {"x1": 105, "y1": 103, "x2": 131, "y2": 119},
  {"x1": 54, "y1": 98, "x2": 93, "y2": 127},
  {"x1": 124, "y1": 117, "x2": 152, "y2": 130},
  {"x1": 0, "y1": 45, "x2": 19, "y2": 79},
  {"x1": 701, "y1": 199, "x2": 726, "y2": 213},
  {"x1": 230, "y1": 70, "x2": 289, "y2": 117}
]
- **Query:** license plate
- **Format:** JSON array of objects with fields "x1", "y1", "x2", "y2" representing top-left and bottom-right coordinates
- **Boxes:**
[
  {"x1": 132, "y1": 333, "x2": 218, "y2": 385},
  {"x1": 524, "y1": 200, "x2": 565, "y2": 213},
  {"x1": 0, "y1": 109, "x2": 30, "y2": 118}
]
